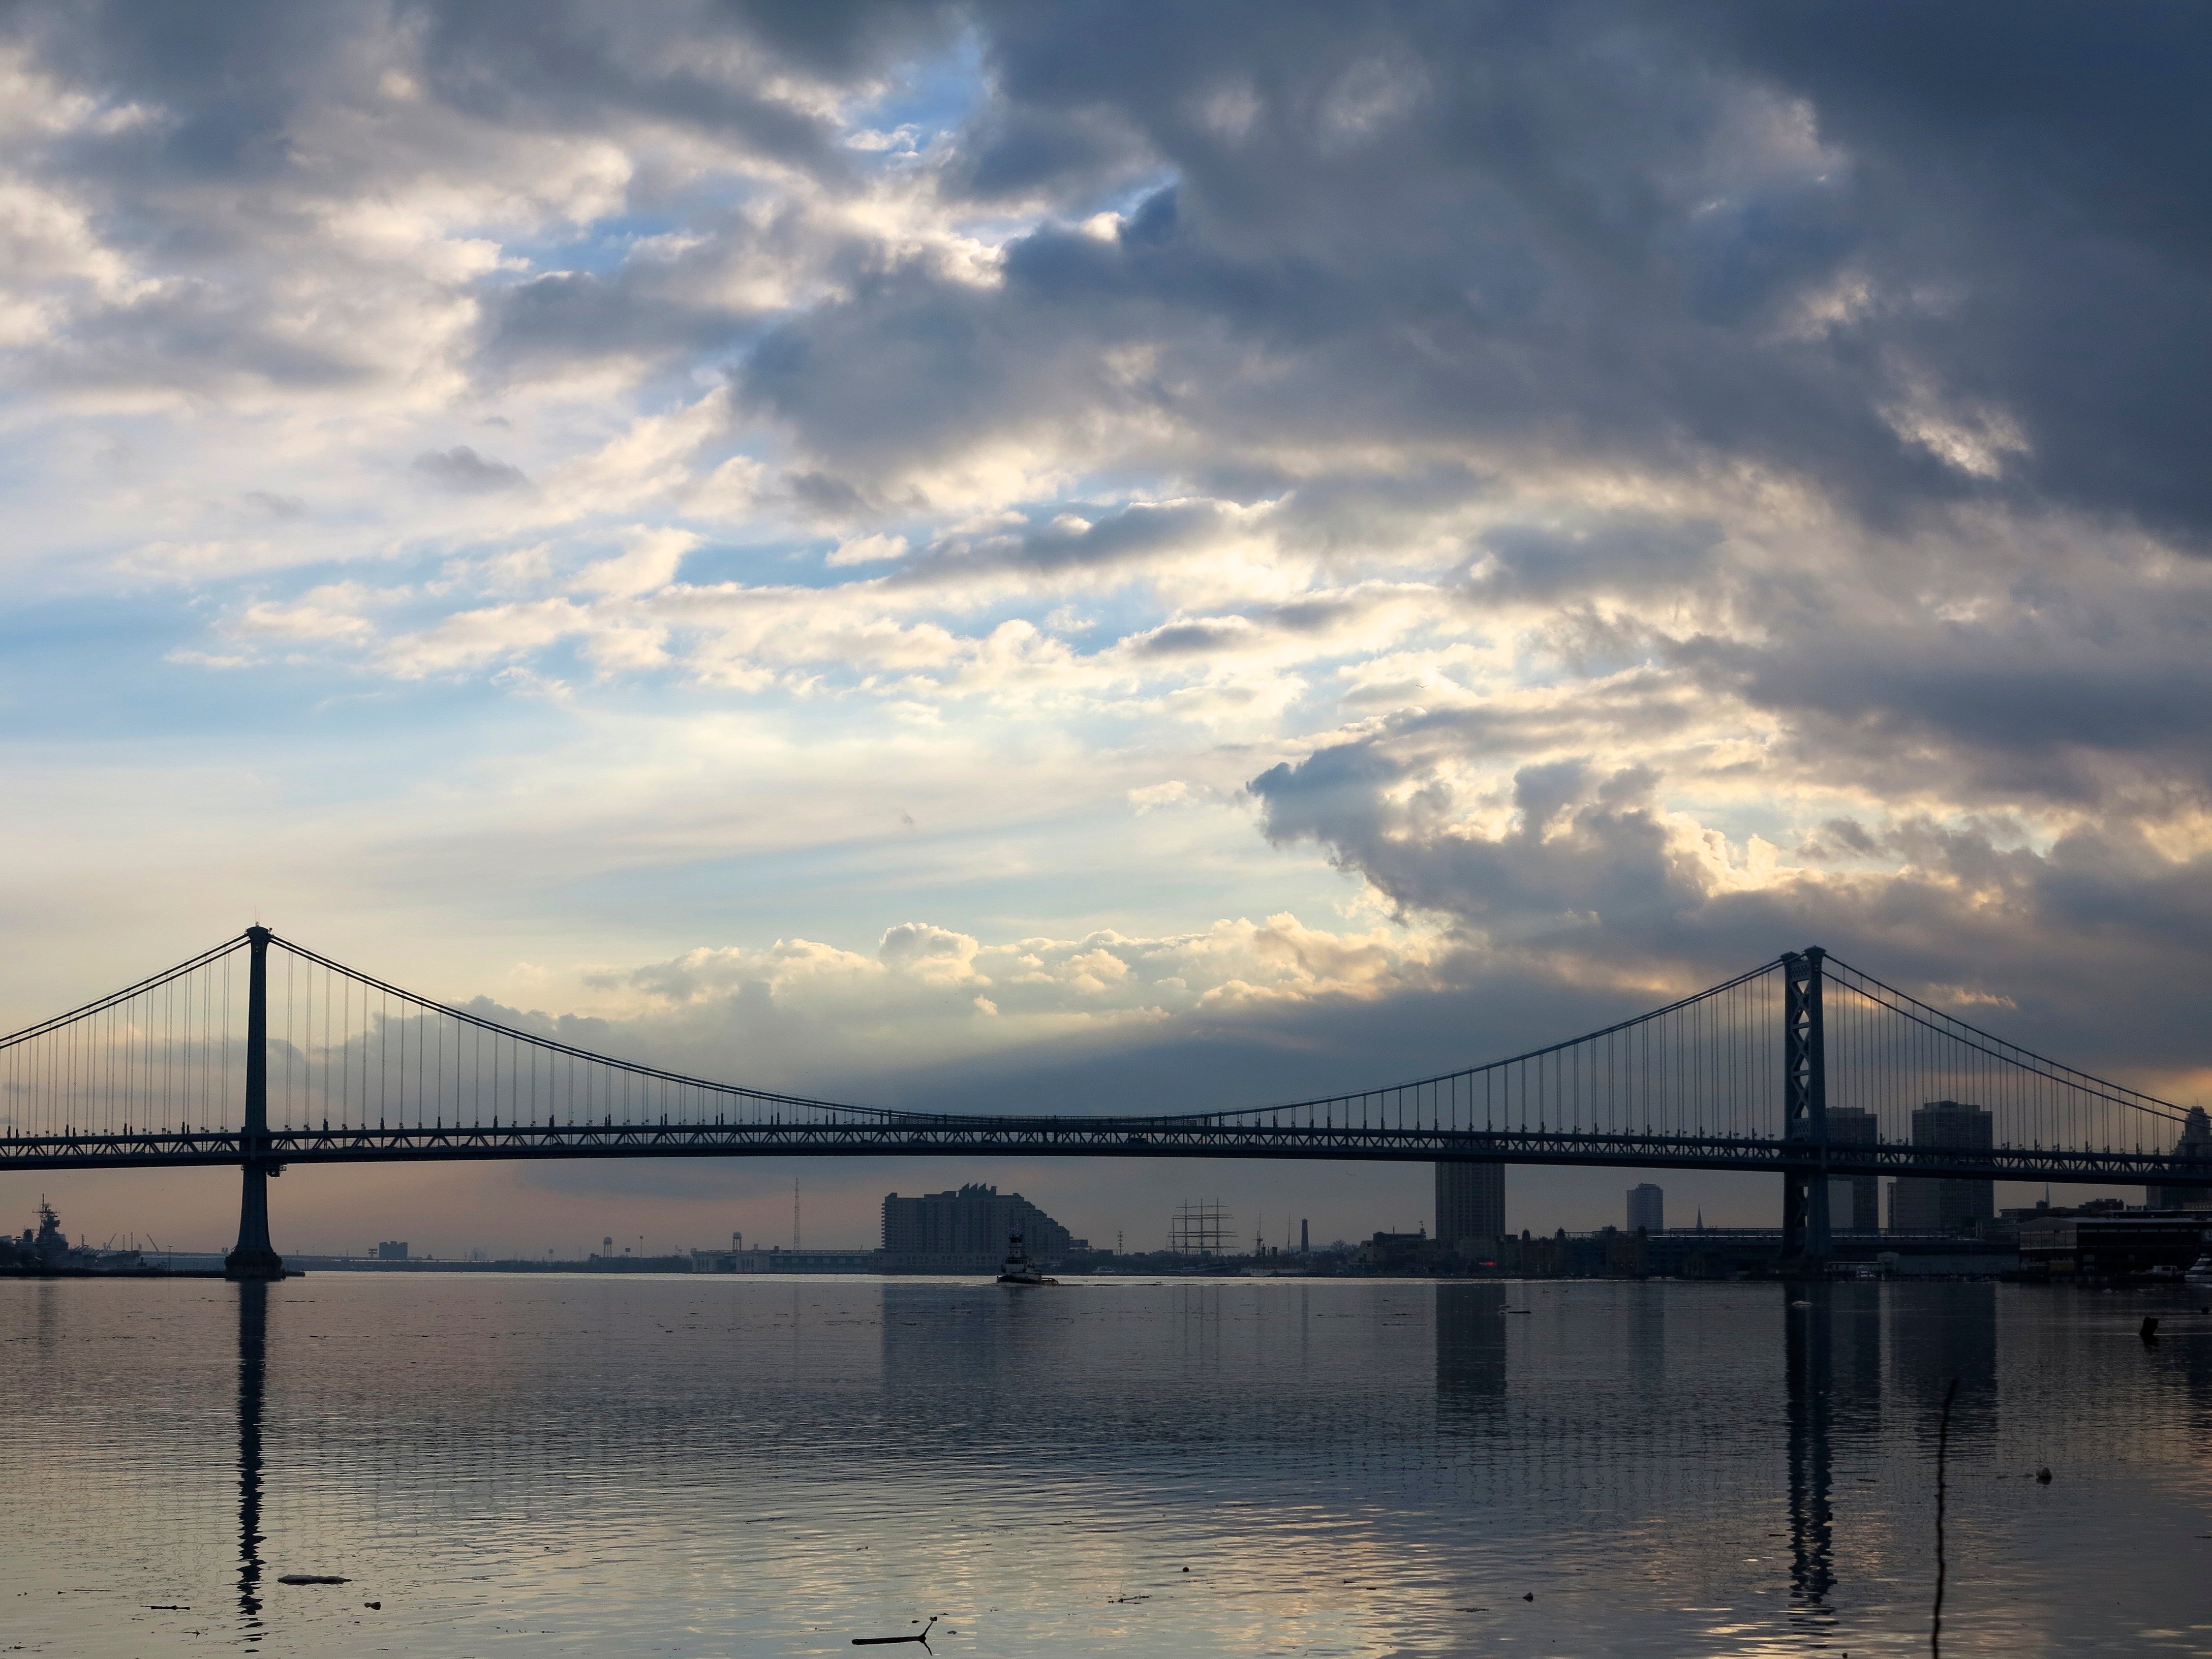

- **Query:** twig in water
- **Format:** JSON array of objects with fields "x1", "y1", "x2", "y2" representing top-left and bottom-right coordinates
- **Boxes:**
[
  {"x1": 853, "y1": 1615, "x2": 935, "y2": 1649},
  {"x1": 1931, "y1": 1378, "x2": 1959, "y2": 1658}
]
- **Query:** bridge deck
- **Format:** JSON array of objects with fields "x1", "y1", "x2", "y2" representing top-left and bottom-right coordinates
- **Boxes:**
[{"x1": 3, "y1": 1121, "x2": 2205, "y2": 1188}]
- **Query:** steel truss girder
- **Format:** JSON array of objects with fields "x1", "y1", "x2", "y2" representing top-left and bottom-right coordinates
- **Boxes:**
[{"x1": 2, "y1": 1122, "x2": 2207, "y2": 1188}]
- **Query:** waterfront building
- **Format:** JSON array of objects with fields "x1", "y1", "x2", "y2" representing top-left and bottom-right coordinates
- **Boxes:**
[
  {"x1": 375, "y1": 1240, "x2": 409, "y2": 1261},
  {"x1": 1626, "y1": 1183, "x2": 1664, "y2": 1234},
  {"x1": 881, "y1": 1184, "x2": 1074, "y2": 1268},
  {"x1": 1358, "y1": 1229, "x2": 1436, "y2": 1272},
  {"x1": 1436, "y1": 1161, "x2": 1505, "y2": 1251},
  {"x1": 692, "y1": 1245, "x2": 880, "y2": 1273},
  {"x1": 1887, "y1": 1101, "x2": 1994, "y2": 1234},
  {"x1": 2146, "y1": 1105, "x2": 2212, "y2": 1210},
  {"x1": 1826, "y1": 1107, "x2": 1880, "y2": 1232},
  {"x1": 2018, "y1": 1209, "x2": 2212, "y2": 1275}
]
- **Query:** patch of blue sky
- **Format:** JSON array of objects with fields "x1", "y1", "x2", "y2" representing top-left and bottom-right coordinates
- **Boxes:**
[
  {"x1": 837, "y1": 25, "x2": 988, "y2": 157},
  {"x1": 464, "y1": 172, "x2": 777, "y2": 290},
  {"x1": 467, "y1": 226, "x2": 689, "y2": 291},
  {"x1": 0, "y1": 600, "x2": 550, "y2": 764}
]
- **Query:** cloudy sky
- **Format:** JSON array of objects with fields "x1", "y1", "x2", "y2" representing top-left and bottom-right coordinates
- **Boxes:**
[{"x1": 4, "y1": 1, "x2": 2208, "y2": 1256}]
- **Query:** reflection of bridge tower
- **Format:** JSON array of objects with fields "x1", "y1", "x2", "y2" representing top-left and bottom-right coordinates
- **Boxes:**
[
  {"x1": 1784, "y1": 1283, "x2": 1835, "y2": 1616},
  {"x1": 234, "y1": 1281, "x2": 269, "y2": 1637}
]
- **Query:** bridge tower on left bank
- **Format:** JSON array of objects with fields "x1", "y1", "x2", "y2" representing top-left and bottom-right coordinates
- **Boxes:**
[{"x1": 222, "y1": 927, "x2": 286, "y2": 1282}]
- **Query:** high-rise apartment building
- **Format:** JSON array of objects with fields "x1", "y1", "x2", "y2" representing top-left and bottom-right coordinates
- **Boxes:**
[
  {"x1": 2147, "y1": 1106, "x2": 2212, "y2": 1210},
  {"x1": 1887, "y1": 1101, "x2": 1994, "y2": 1233},
  {"x1": 1825, "y1": 1107, "x2": 1881, "y2": 1232},
  {"x1": 881, "y1": 1184, "x2": 1073, "y2": 1262},
  {"x1": 1626, "y1": 1183, "x2": 1664, "y2": 1234},
  {"x1": 1436, "y1": 1161, "x2": 1506, "y2": 1248}
]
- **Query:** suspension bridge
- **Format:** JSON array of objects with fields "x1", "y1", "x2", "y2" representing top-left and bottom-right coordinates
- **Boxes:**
[{"x1": 2, "y1": 928, "x2": 2205, "y2": 1277}]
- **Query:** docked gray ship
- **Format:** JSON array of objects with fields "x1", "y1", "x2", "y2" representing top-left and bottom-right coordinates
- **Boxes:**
[{"x1": 1, "y1": 1200, "x2": 148, "y2": 1275}]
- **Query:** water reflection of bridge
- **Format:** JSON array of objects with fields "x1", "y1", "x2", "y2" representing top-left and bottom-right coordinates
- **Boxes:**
[{"x1": 87, "y1": 1273, "x2": 2212, "y2": 1647}]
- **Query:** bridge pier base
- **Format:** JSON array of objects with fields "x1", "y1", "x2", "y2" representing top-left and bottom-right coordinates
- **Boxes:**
[
  {"x1": 224, "y1": 1163, "x2": 286, "y2": 1281},
  {"x1": 1781, "y1": 1168, "x2": 1833, "y2": 1265}
]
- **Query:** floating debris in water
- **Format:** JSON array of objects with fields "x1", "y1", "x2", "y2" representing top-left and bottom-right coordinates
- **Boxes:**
[
  {"x1": 851, "y1": 1614, "x2": 935, "y2": 1648},
  {"x1": 276, "y1": 1574, "x2": 349, "y2": 1586}
]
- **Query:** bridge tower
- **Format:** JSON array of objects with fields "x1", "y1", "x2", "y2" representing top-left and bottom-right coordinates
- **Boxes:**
[
  {"x1": 223, "y1": 926, "x2": 286, "y2": 1282},
  {"x1": 1780, "y1": 947, "x2": 1831, "y2": 1262}
]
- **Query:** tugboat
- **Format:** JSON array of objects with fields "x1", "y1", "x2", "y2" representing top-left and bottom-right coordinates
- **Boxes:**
[{"x1": 996, "y1": 1230, "x2": 1058, "y2": 1286}]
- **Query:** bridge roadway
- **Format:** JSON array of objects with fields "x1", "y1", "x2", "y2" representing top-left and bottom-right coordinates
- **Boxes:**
[{"x1": 3, "y1": 1118, "x2": 2206, "y2": 1190}]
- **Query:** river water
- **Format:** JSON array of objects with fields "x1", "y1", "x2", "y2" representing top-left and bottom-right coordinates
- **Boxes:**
[{"x1": 3, "y1": 1274, "x2": 2208, "y2": 1657}]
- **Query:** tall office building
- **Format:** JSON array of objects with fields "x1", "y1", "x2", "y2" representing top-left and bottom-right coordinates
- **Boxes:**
[
  {"x1": 2147, "y1": 1106, "x2": 2212, "y2": 1210},
  {"x1": 1826, "y1": 1107, "x2": 1881, "y2": 1232},
  {"x1": 1887, "y1": 1101, "x2": 1994, "y2": 1234},
  {"x1": 881, "y1": 1184, "x2": 1073, "y2": 1261},
  {"x1": 1436, "y1": 1161, "x2": 1506, "y2": 1248},
  {"x1": 1625, "y1": 1183, "x2": 1664, "y2": 1234}
]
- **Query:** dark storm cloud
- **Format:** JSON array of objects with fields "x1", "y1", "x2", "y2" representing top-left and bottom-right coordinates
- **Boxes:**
[
  {"x1": 1467, "y1": 518, "x2": 1724, "y2": 604},
  {"x1": 9, "y1": 0, "x2": 956, "y2": 173},
  {"x1": 482, "y1": 271, "x2": 734, "y2": 373},
  {"x1": 879, "y1": 499, "x2": 1237, "y2": 586},
  {"x1": 1253, "y1": 746, "x2": 1687, "y2": 939},
  {"x1": 728, "y1": 1, "x2": 2212, "y2": 553},
  {"x1": 741, "y1": 256, "x2": 1142, "y2": 482},
  {"x1": 34, "y1": 284, "x2": 378, "y2": 393},
  {"x1": 13, "y1": 0, "x2": 2205, "y2": 539},
  {"x1": 955, "y1": 100, "x2": 1148, "y2": 203},
  {"x1": 1116, "y1": 596, "x2": 1369, "y2": 658},
  {"x1": 413, "y1": 445, "x2": 530, "y2": 493},
  {"x1": 401, "y1": 0, "x2": 938, "y2": 166},
  {"x1": 1127, "y1": 619, "x2": 1248, "y2": 658},
  {"x1": 1675, "y1": 608, "x2": 2212, "y2": 807},
  {"x1": 1246, "y1": 705, "x2": 2212, "y2": 1083}
]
